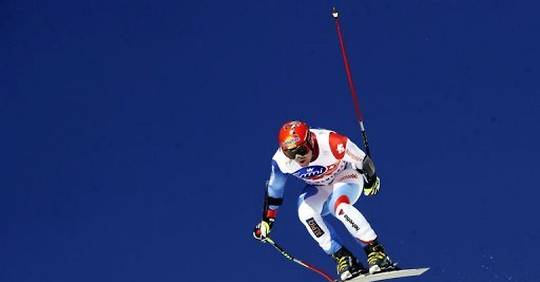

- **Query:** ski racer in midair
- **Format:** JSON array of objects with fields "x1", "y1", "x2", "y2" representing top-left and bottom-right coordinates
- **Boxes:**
[{"x1": 253, "y1": 120, "x2": 395, "y2": 281}]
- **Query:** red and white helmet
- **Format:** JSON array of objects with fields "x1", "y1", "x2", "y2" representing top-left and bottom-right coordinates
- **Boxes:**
[{"x1": 278, "y1": 120, "x2": 310, "y2": 150}]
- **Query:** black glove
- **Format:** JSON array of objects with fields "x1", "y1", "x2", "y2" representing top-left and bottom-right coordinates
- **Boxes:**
[
  {"x1": 356, "y1": 156, "x2": 380, "y2": 196},
  {"x1": 363, "y1": 174, "x2": 380, "y2": 196}
]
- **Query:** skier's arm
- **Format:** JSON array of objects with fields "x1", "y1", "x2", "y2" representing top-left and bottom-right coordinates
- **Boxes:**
[
  {"x1": 342, "y1": 138, "x2": 366, "y2": 167},
  {"x1": 344, "y1": 139, "x2": 381, "y2": 196},
  {"x1": 253, "y1": 160, "x2": 287, "y2": 241},
  {"x1": 264, "y1": 160, "x2": 287, "y2": 218},
  {"x1": 360, "y1": 155, "x2": 377, "y2": 179}
]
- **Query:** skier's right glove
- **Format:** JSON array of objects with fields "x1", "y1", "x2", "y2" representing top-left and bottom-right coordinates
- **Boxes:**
[{"x1": 253, "y1": 216, "x2": 275, "y2": 242}]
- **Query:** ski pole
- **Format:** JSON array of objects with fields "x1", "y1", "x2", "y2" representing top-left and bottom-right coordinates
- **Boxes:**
[
  {"x1": 264, "y1": 237, "x2": 337, "y2": 282},
  {"x1": 331, "y1": 7, "x2": 372, "y2": 158}
]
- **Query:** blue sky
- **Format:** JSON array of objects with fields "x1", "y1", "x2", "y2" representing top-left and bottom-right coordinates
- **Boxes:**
[{"x1": 2, "y1": 1, "x2": 540, "y2": 282}]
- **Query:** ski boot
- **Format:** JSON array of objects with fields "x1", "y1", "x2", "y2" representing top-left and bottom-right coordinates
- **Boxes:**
[
  {"x1": 364, "y1": 240, "x2": 396, "y2": 274},
  {"x1": 331, "y1": 246, "x2": 367, "y2": 281}
]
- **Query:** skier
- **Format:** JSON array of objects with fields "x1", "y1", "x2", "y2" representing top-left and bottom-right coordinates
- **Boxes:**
[{"x1": 253, "y1": 120, "x2": 395, "y2": 281}]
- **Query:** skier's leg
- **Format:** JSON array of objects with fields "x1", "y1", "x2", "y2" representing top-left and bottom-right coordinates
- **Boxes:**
[
  {"x1": 298, "y1": 184, "x2": 366, "y2": 280},
  {"x1": 297, "y1": 185, "x2": 341, "y2": 255},
  {"x1": 328, "y1": 169, "x2": 395, "y2": 273},
  {"x1": 328, "y1": 171, "x2": 377, "y2": 244}
]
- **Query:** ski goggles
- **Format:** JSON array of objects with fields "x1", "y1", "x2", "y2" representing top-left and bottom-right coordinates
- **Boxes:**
[{"x1": 283, "y1": 143, "x2": 310, "y2": 159}]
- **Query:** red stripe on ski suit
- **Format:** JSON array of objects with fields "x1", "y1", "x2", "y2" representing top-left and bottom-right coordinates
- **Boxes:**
[{"x1": 334, "y1": 195, "x2": 350, "y2": 215}]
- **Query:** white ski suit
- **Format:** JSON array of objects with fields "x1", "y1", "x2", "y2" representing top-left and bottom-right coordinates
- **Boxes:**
[{"x1": 267, "y1": 128, "x2": 378, "y2": 255}]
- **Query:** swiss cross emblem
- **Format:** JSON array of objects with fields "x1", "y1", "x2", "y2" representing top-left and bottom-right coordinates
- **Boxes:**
[{"x1": 337, "y1": 144, "x2": 345, "y2": 154}]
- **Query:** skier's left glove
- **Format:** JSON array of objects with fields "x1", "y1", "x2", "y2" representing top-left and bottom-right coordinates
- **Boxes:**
[
  {"x1": 253, "y1": 216, "x2": 275, "y2": 242},
  {"x1": 357, "y1": 156, "x2": 380, "y2": 196},
  {"x1": 363, "y1": 174, "x2": 381, "y2": 196}
]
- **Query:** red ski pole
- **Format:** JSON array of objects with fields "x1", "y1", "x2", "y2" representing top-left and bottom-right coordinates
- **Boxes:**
[
  {"x1": 332, "y1": 7, "x2": 373, "y2": 158},
  {"x1": 264, "y1": 237, "x2": 337, "y2": 282}
]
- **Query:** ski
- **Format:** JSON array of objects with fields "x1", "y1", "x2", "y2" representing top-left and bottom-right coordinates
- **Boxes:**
[{"x1": 340, "y1": 268, "x2": 429, "y2": 282}]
